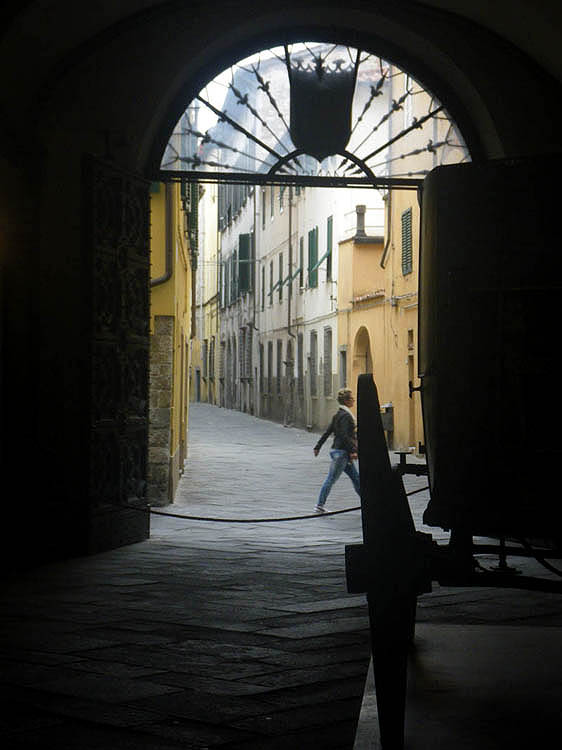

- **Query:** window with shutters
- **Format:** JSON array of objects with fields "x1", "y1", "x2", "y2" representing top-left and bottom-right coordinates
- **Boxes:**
[
  {"x1": 246, "y1": 327, "x2": 253, "y2": 380},
  {"x1": 238, "y1": 233, "x2": 251, "y2": 294},
  {"x1": 339, "y1": 349, "x2": 347, "y2": 388},
  {"x1": 323, "y1": 327, "x2": 332, "y2": 396},
  {"x1": 218, "y1": 184, "x2": 225, "y2": 232},
  {"x1": 298, "y1": 333, "x2": 304, "y2": 398},
  {"x1": 310, "y1": 331, "x2": 318, "y2": 397},
  {"x1": 401, "y1": 207, "x2": 413, "y2": 275},
  {"x1": 261, "y1": 190, "x2": 266, "y2": 230},
  {"x1": 220, "y1": 260, "x2": 225, "y2": 308},
  {"x1": 224, "y1": 261, "x2": 230, "y2": 306},
  {"x1": 240, "y1": 329, "x2": 246, "y2": 378},
  {"x1": 219, "y1": 341, "x2": 226, "y2": 379},
  {"x1": 269, "y1": 261, "x2": 273, "y2": 305},
  {"x1": 299, "y1": 238, "x2": 304, "y2": 288},
  {"x1": 277, "y1": 340, "x2": 282, "y2": 394},
  {"x1": 278, "y1": 253, "x2": 283, "y2": 302},
  {"x1": 259, "y1": 343, "x2": 264, "y2": 393},
  {"x1": 308, "y1": 227, "x2": 318, "y2": 288},
  {"x1": 209, "y1": 337, "x2": 215, "y2": 379},
  {"x1": 267, "y1": 341, "x2": 273, "y2": 395},
  {"x1": 250, "y1": 231, "x2": 255, "y2": 292},
  {"x1": 261, "y1": 265, "x2": 265, "y2": 310},
  {"x1": 202, "y1": 339, "x2": 208, "y2": 378},
  {"x1": 228, "y1": 255, "x2": 237, "y2": 305},
  {"x1": 326, "y1": 216, "x2": 333, "y2": 281}
]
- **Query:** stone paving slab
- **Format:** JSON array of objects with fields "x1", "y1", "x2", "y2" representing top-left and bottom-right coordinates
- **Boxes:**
[
  {"x1": 2, "y1": 685, "x2": 162, "y2": 729},
  {"x1": 147, "y1": 673, "x2": 277, "y2": 696},
  {"x1": 3, "y1": 403, "x2": 562, "y2": 748},
  {"x1": 355, "y1": 623, "x2": 562, "y2": 750}
]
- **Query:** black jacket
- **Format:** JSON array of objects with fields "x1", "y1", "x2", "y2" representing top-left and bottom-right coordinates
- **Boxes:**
[{"x1": 314, "y1": 407, "x2": 357, "y2": 456}]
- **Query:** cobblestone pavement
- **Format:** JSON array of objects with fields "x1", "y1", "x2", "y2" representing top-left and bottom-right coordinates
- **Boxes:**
[{"x1": 2, "y1": 404, "x2": 561, "y2": 749}]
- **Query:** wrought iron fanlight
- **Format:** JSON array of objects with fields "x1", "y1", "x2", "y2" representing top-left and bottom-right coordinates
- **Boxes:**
[{"x1": 160, "y1": 42, "x2": 469, "y2": 187}]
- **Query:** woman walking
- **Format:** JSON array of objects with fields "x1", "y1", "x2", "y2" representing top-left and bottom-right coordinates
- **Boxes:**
[{"x1": 313, "y1": 388, "x2": 360, "y2": 512}]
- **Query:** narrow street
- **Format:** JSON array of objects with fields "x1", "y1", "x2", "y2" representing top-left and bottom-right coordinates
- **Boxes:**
[{"x1": 2, "y1": 404, "x2": 561, "y2": 748}]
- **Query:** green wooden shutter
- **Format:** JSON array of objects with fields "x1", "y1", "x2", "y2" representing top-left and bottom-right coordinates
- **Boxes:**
[
  {"x1": 326, "y1": 216, "x2": 333, "y2": 280},
  {"x1": 310, "y1": 331, "x2": 318, "y2": 396},
  {"x1": 238, "y1": 233, "x2": 251, "y2": 293},
  {"x1": 224, "y1": 260, "x2": 230, "y2": 306},
  {"x1": 189, "y1": 182, "x2": 199, "y2": 253},
  {"x1": 229, "y1": 253, "x2": 237, "y2": 302},
  {"x1": 401, "y1": 207, "x2": 413, "y2": 275},
  {"x1": 308, "y1": 227, "x2": 318, "y2": 288}
]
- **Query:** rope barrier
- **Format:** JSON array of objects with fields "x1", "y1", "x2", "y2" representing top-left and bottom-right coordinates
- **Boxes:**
[{"x1": 143, "y1": 485, "x2": 429, "y2": 523}]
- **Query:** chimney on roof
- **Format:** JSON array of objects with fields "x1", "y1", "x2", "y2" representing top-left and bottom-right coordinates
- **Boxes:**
[{"x1": 355, "y1": 205, "x2": 367, "y2": 239}]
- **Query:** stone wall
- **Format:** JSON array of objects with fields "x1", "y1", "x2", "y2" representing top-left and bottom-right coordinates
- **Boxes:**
[{"x1": 148, "y1": 315, "x2": 174, "y2": 506}]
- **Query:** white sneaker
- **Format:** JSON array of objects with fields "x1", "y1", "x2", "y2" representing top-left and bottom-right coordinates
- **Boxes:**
[{"x1": 315, "y1": 505, "x2": 326, "y2": 513}]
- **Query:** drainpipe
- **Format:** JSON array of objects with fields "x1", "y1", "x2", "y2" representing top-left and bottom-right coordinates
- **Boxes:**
[
  {"x1": 252, "y1": 188, "x2": 259, "y2": 415},
  {"x1": 380, "y1": 73, "x2": 393, "y2": 270},
  {"x1": 190, "y1": 258, "x2": 197, "y2": 339},
  {"x1": 252, "y1": 186, "x2": 258, "y2": 332},
  {"x1": 189, "y1": 183, "x2": 199, "y2": 340},
  {"x1": 380, "y1": 190, "x2": 392, "y2": 269},
  {"x1": 286, "y1": 186, "x2": 297, "y2": 427},
  {"x1": 287, "y1": 186, "x2": 296, "y2": 342},
  {"x1": 151, "y1": 182, "x2": 174, "y2": 287}
]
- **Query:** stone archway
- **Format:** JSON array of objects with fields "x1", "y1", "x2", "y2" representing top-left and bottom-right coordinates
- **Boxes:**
[
  {"x1": 352, "y1": 326, "x2": 373, "y2": 390},
  {"x1": 3, "y1": 1, "x2": 562, "y2": 564}
]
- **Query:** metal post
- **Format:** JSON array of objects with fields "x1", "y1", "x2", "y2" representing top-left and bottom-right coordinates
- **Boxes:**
[{"x1": 491, "y1": 537, "x2": 521, "y2": 574}]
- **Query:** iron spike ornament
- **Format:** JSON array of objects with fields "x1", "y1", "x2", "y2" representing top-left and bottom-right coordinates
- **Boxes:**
[
  {"x1": 160, "y1": 42, "x2": 470, "y2": 185},
  {"x1": 285, "y1": 45, "x2": 360, "y2": 163}
]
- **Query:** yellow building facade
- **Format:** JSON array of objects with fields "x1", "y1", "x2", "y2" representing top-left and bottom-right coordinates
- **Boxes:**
[
  {"x1": 338, "y1": 193, "x2": 423, "y2": 453},
  {"x1": 338, "y1": 193, "x2": 423, "y2": 451},
  {"x1": 148, "y1": 182, "x2": 194, "y2": 505},
  {"x1": 337, "y1": 67, "x2": 467, "y2": 453},
  {"x1": 190, "y1": 182, "x2": 220, "y2": 405}
]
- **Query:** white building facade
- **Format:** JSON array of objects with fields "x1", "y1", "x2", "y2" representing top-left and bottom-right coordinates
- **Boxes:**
[
  {"x1": 218, "y1": 180, "x2": 384, "y2": 431},
  {"x1": 169, "y1": 43, "x2": 468, "y2": 432}
]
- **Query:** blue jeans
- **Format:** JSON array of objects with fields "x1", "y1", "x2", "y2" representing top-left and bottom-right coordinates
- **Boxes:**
[{"x1": 317, "y1": 450, "x2": 360, "y2": 508}]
